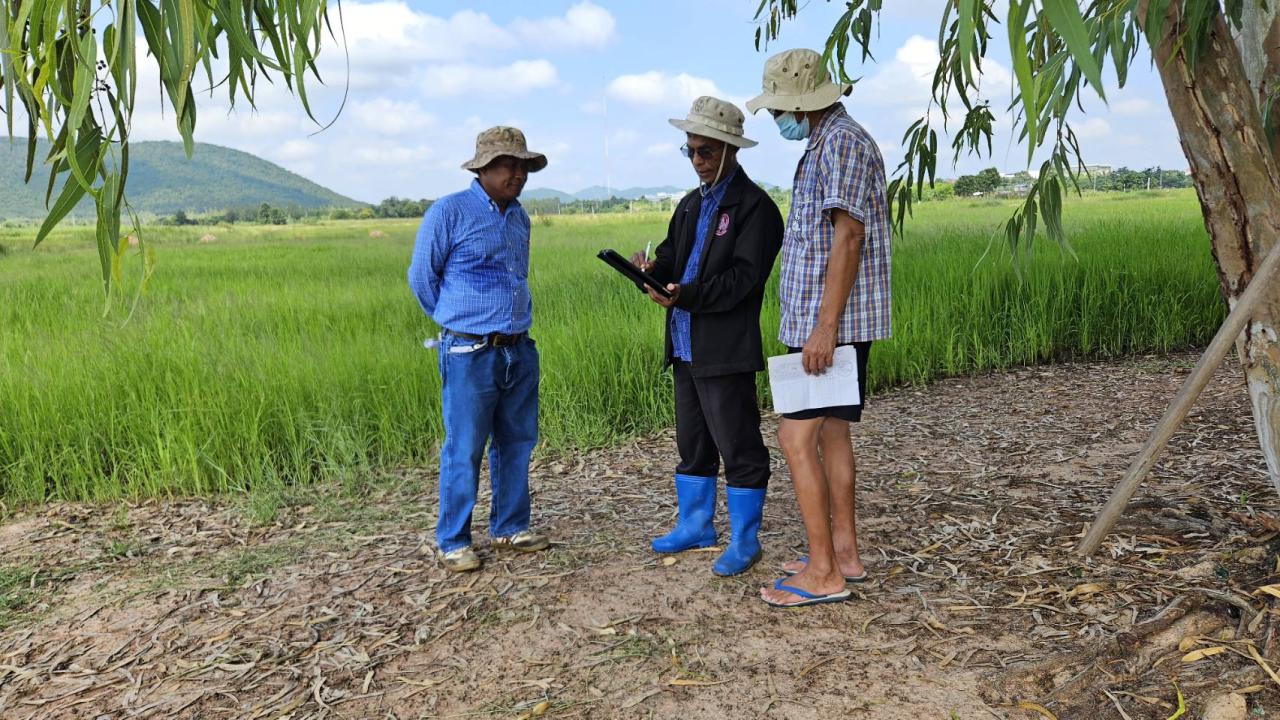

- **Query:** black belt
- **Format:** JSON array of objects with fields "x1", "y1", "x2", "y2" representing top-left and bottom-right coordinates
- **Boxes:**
[{"x1": 447, "y1": 329, "x2": 527, "y2": 348}]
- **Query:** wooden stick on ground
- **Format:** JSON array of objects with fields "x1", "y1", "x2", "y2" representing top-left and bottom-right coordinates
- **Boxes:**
[{"x1": 1077, "y1": 240, "x2": 1280, "y2": 557}]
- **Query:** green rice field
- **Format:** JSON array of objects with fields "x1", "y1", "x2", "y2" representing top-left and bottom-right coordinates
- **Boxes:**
[{"x1": 0, "y1": 189, "x2": 1224, "y2": 504}]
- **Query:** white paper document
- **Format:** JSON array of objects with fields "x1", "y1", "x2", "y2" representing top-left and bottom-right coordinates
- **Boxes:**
[{"x1": 767, "y1": 346, "x2": 860, "y2": 414}]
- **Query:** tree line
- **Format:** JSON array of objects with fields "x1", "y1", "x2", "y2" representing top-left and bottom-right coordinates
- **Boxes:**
[
  {"x1": 159, "y1": 197, "x2": 436, "y2": 226},
  {"x1": 152, "y1": 169, "x2": 1196, "y2": 227},
  {"x1": 951, "y1": 166, "x2": 1193, "y2": 197}
]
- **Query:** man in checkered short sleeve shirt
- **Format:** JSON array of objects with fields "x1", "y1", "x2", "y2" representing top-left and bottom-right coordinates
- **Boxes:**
[{"x1": 746, "y1": 49, "x2": 892, "y2": 608}]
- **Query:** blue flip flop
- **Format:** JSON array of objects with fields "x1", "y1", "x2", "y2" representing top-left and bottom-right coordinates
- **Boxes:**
[
  {"x1": 782, "y1": 556, "x2": 868, "y2": 583},
  {"x1": 762, "y1": 578, "x2": 853, "y2": 608}
]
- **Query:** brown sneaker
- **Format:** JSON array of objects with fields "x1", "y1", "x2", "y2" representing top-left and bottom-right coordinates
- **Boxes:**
[
  {"x1": 442, "y1": 546, "x2": 481, "y2": 572},
  {"x1": 492, "y1": 530, "x2": 549, "y2": 553}
]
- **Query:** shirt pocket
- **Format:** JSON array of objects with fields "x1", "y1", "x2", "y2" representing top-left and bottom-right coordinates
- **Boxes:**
[
  {"x1": 453, "y1": 224, "x2": 509, "y2": 276},
  {"x1": 784, "y1": 198, "x2": 821, "y2": 246}
]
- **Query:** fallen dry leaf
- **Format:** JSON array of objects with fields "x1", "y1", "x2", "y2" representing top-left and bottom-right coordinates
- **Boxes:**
[
  {"x1": 1067, "y1": 582, "x2": 1106, "y2": 597},
  {"x1": 1181, "y1": 646, "x2": 1227, "y2": 663},
  {"x1": 1013, "y1": 700, "x2": 1058, "y2": 720},
  {"x1": 668, "y1": 677, "x2": 729, "y2": 687},
  {"x1": 1255, "y1": 584, "x2": 1280, "y2": 599}
]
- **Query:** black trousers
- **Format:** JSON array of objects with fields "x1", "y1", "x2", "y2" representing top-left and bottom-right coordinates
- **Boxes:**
[{"x1": 672, "y1": 361, "x2": 770, "y2": 489}]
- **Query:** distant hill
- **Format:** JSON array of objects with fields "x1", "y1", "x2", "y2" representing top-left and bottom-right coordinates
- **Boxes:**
[
  {"x1": 573, "y1": 185, "x2": 686, "y2": 201},
  {"x1": 522, "y1": 187, "x2": 577, "y2": 202},
  {"x1": 523, "y1": 184, "x2": 688, "y2": 202},
  {"x1": 522, "y1": 182, "x2": 788, "y2": 202},
  {"x1": 0, "y1": 139, "x2": 363, "y2": 219}
]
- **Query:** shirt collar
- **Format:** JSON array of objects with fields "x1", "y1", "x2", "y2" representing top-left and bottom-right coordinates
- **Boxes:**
[
  {"x1": 806, "y1": 103, "x2": 847, "y2": 151},
  {"x1": 700, "y1": 166, "x2": 738, "y2": 204}
]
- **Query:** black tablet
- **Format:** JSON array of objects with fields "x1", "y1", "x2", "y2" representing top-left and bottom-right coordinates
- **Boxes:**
[{"x1": 597, "y1": 248, "x2": 673, "y2": 299}]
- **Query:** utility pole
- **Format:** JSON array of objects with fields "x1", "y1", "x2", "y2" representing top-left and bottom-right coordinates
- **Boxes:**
[{"x1": 602, "y1": 90, "x2": 612, "y2": 201}]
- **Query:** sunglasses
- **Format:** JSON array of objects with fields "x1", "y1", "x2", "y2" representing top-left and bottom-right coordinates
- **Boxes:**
[{"x1": 679, "y1": 143, "x2": 724, "y2": 160}]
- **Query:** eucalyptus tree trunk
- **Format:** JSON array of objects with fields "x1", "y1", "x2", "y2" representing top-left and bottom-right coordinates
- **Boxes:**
[{"x1": 1140, "y1": 2, "x2": 1280, "y2": 495}]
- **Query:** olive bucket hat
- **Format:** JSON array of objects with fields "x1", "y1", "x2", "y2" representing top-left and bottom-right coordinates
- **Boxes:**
[
  {"x1": 460, "y1": 126, "x2": 548, "y2": 172},
  {"x1": 668, "y1": 96, "x2": 758, "y2": 148},
  {"x1": 745, "y1": 48, "x2": 852, "y2": 114}
]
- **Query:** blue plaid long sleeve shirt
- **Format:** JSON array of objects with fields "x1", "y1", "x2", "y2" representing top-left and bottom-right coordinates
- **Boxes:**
[{"x1": 408, "y1": 180, "x2": 533, "y2": 335}]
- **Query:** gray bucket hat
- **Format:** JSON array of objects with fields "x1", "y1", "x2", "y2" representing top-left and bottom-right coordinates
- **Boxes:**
[
  {"x1": 461, "y1": 126, "x2": 548, "y2": 172},
  {"x1": 745, "y1": 48, "x2": 852, "y2": 114},
  {"x1": 668, "y1": 96, "x2": 757, "y2": 148}
]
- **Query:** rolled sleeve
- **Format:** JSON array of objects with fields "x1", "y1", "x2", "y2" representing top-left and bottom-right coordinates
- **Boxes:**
[
  {"x1": 408, "y1": 202, "x2": 450, "y2": 318},
  {"x1": 818, "y1": 131, "x2": 871, "y2": 225}
]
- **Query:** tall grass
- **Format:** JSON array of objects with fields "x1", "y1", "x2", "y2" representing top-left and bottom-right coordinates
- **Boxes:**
[{"x1": 0, "y1": 190, "x2": 1223, "y2": 503}]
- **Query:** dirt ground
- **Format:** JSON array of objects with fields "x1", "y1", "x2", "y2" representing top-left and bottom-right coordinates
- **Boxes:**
[{"x1": 0, "y1": 354, "x2": 1276, "y2": 719}]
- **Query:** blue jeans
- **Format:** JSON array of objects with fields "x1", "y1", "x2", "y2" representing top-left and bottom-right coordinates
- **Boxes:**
[{"x1": 436, "y1": 333, "x2": 540, "y2": 553}]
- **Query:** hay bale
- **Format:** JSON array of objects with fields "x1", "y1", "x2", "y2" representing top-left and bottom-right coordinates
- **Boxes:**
[
  {"x1": 199, "y1": 233, "x2": 218, "y2": 243},
  {"x1": 368, "y1": 230, "x2": 387, "y2": 238}
]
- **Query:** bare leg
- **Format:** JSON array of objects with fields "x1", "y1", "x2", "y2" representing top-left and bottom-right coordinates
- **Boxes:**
[
  {"x1": 760, "y1": 417, "x2": 845, "y2": 604},
  {"x1": 780, "y1": 418, "x2": 864, "y2": 578},
  {"x1": 819, "y1": 417, "x2": 864, "y2": 576}
]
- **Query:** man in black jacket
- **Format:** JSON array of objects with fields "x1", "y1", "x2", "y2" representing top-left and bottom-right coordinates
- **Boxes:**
[{"x1": 630, "y1": 96, "x2": 783, "y2": 576}]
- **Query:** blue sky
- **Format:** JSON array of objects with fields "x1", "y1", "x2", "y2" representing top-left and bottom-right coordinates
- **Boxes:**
[{"x1": 127, "y1": 0, "x2": 1185, "y2": 202}]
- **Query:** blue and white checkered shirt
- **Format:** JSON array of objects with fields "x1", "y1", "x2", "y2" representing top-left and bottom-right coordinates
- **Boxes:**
[
  {"x1": 779, "y1": 103, "x2": 892, "y2": 346},
  {"x1": 671, "y1": 168, "x2": 737, "y2": 361},
  {"x1": 408, "y1": 179, "x2": 533, "y2": 335}
]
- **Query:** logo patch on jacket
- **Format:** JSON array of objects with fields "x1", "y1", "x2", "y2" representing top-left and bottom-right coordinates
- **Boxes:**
[{"x1": 715, "y1": 212, "x2": 731, "y2": 237}]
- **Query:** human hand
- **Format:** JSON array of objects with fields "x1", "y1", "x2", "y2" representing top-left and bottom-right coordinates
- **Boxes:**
[
  {"x1": 647, "y1": 283, "x2": 680, "y2": 308},
  {"x1": 629, "y1": 251, "x2": 654, "y2": 273},
  {"x1": 802, "y1": 325, "x2": 837, "y2": 375}
]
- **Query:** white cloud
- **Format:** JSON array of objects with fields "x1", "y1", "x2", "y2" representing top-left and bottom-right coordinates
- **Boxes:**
[
  {"x1": 273, "y1": 139, "x2": 320, "y2": 163},
  {"x1": 646, "y1": 142, "x2": 676, "y2": 156},
  {"x1": 422, "y1": 60, "x2": 560, "y2": 97},
  {"x1": 352, "y1": 144, "x2": 435, "y2": 166},
  {"x1": 607, "y1": 71, "x2": 725, "y2": 107},
  {"x1": 1113, "y1": 97, "x2": 1154, "y2": 115},
  {"x1": 512, "y1": 2, "x2": 616, "y2": 50},
  {"x1": 313, "y1": 2, "x2": 617, "y2": 91},
  {"x1": 858, "y1": 35, "x2": 1011, "y2": 112},
  {"x1": 857, "y1": 36, "x2": 934, "y2": 111},
  {"x1": 350, "y1": 99, "x2": 434, "y2": 136},
  {"x1": 1072, "y1": 117, "x2": 1112, "y2": 140},
  {"x1": 895, "y1": 35, "x2": 939, "y2": 88},
  {"x1": 337, "y1": 4, "x2": 507, "y2": 64},
  {"x1": 978, "y1": 59, "x2": 1013, "y2": 100}
]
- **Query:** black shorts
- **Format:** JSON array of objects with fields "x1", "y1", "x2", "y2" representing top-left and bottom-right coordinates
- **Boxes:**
[{"x1": 781, "y1": 341, "x2": 872, "y2": 422}]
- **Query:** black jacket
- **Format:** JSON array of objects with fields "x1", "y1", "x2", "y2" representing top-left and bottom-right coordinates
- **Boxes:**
[{"x1": 649, "y1": 168, "x2": 783, "y2": 378}]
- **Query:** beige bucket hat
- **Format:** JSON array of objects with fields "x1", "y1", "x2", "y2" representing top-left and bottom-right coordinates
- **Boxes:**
[
  {"x1": 745, "y1": 48, "x2": 852, "y2": 114},
  {"x1": 668, "y1": 96, "x2": 757, "y2": 148},
  {"x1": 461, "y1": 126, "x2": 547, "y2": 172}
]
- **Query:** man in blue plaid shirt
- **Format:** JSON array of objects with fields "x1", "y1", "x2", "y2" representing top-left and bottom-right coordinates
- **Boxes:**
[
  {"x1": 746, "y1": 49, "x2": 892, "y2": 607},
  {"x1": 409, "y1": 127, "x2": 551, "y2": 574}
]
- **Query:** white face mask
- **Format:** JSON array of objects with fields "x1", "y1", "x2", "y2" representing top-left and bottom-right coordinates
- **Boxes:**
[{"x1": 774, "y1": 112, "x2": 812, "y2": 141}]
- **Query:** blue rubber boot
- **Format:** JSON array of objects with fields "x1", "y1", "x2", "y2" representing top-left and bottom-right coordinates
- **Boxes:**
[
  {"x1": 713, "y1": 487, "x2": 766, "y2": 576},
  {"x1": 651, "y1": 474, "x2": 718, "y2": 553}
]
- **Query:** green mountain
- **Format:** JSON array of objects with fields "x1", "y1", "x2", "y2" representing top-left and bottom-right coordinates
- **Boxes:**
[{"x1": 0, "y1": 139, "x2": 363, "y2": 219}]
